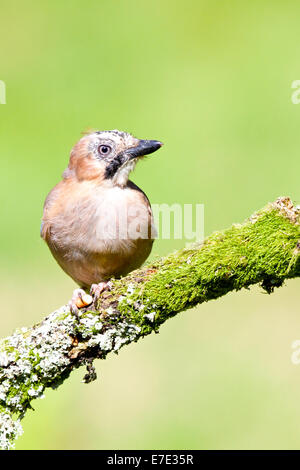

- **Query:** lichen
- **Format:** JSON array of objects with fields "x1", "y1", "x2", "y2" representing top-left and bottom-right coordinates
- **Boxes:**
[{"x1": 0, "y1": 413, "x2": 23, "y2": 450}]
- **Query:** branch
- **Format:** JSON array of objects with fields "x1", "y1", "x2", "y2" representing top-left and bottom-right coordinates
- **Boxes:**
[{"x1": 0, "y1": 197, "x2": 299, "y2": 449}]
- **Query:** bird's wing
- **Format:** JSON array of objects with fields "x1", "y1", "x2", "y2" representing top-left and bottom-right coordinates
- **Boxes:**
[
  {"x1": 40, "y1": 181, "x2": 63, "y2": 240},
  {"x1": 127, "y1": 180, "x2": 152, "y2": 213},
  {"x1": 127, "y1": 179, "x2": 157, "y2": 238}
]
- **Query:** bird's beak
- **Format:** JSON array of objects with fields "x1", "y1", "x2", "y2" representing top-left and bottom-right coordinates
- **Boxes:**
[{"x1": 126, "y1": 139, "x2": 163, "y2": 160}]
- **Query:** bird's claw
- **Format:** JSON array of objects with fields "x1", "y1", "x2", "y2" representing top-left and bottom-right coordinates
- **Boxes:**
[
  {"x1": 69, "y1": 288, "x2": 93, "y2": 318},
  {"x1": 90, "y1": 281, "x2": 112, "y2": 302}
]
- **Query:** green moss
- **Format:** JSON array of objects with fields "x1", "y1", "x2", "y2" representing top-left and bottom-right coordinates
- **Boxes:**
[{"x1": 116, "y1": 205, "x2": 299, "y2": 334}]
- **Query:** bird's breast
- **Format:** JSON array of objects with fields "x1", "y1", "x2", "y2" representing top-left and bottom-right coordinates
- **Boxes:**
[
  {"x1": 61, "y1": 185, "x2": 154, "y2": 250},
  {"x1": 43, "y1": 181, "x2": 156, "y2": 287}
]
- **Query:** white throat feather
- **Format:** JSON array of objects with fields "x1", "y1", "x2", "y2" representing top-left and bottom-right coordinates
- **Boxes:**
[{"x1": 112, "y1": 159, "x2": 137, "y2": 187}]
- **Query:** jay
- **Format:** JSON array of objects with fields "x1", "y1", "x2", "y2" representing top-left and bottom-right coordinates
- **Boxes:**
[{"x1": 41, "y1": 130, "x2": 163, "y2": 314}]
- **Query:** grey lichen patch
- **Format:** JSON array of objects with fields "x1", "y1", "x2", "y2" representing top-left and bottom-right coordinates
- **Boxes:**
[
  {"x1": 78, "y1": 313, "x2": 103, "y2": 338},
  {"x1": 273, "y1": 196, "x2": 300, "y2": 225},
  {"x1": 87, "y1": 321, "x2": 141, "y2": 352},
  {"x1": 0, "y1": 305, "x2": 79, "y2": 449},
  {"x1": 143, "y1": 312, "x2": 156, "y2": 323},
  {"x1": 0, "y1": 413, "x2": 23, "y2": 450}
]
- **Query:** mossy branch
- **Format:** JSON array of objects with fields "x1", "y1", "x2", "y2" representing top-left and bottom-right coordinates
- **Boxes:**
[{"x1": 0, "y1": 197, "x2": 299, "y2": 449}]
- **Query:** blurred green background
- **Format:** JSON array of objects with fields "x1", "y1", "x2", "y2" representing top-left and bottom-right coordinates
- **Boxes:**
[{"x1": 0, "y1": 0, "x2": 299, "y2": 449}]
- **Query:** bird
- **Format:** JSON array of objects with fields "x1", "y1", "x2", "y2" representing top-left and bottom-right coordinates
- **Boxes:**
[{"x1": 41, "y1": 129, "x2": 163, "y2": 314}]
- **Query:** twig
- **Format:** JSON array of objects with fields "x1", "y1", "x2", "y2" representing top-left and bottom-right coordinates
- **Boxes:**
[{"x1": 0, "y1": 197, "x2": 299, "y2": 449}]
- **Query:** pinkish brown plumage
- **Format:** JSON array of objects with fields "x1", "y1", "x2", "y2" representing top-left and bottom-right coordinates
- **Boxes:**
[{"x1": 41, "y1": 130, "x2": 163, "y2": 313}]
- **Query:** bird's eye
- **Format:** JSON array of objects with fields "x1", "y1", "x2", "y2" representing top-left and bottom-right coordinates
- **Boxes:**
[{"x1": 98, "y1": 145, "x2": 112, "y2": 156}]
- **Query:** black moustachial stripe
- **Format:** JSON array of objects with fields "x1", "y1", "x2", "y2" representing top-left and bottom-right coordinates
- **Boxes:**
[{"x1": 104, "y1": 153, "x2": 126, "y2": 179}]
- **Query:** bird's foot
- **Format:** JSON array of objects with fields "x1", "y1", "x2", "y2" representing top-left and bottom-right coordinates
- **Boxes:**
[
  {"x1": 90, "y1": 281, "x2": 112, "y2": 302},
  {"x1": 69, "y1": 288, "x2": 93, "y2": 318}
]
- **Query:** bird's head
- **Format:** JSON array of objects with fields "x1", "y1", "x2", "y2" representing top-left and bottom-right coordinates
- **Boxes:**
[{"x1": 64, "y1": 130, "x2": 163, "y2": 187}]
